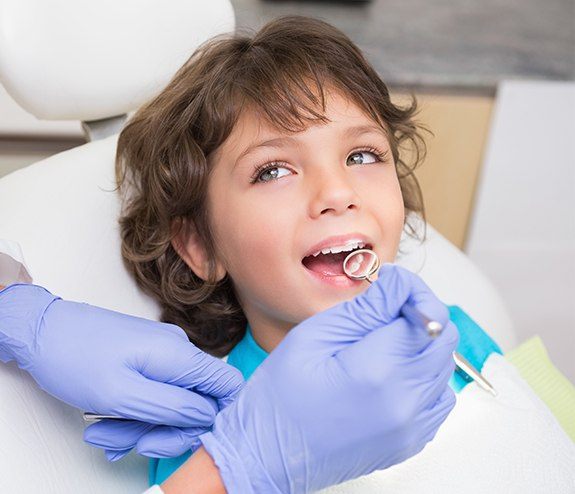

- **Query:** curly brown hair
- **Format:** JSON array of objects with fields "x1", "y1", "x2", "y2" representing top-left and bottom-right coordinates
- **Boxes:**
[{"x1": 116, "y1": 15, "x2": 427, "y2": 357}]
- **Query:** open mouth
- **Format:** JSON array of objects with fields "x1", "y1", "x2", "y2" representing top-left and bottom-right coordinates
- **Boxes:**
[{"x1": 302, "y1": 243, "x2": 373, "y2": 277}]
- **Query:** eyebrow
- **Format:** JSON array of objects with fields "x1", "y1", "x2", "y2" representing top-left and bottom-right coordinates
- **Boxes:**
[{"x1": 233, "y1": 124, "x2": 388, "y2": 169}]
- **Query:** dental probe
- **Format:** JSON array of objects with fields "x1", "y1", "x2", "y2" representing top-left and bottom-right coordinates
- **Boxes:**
[
  {"x1": 401, "y1": 304, "x2": 497, "y2": 396},
  {"x1": 342, "y1": 249, "x2": 498, "y2": 397},
  {"x1": 452, "y1": 352, "x2": 498, "y2": 396},
  {"x1": 400, "y1": 303, "x2": 444, "y2": 339}
]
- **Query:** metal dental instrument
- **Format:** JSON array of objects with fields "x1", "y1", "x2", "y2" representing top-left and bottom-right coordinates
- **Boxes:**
[
  {"x1": 342, "y1": 249, "x2": 498, "y2": 397},
  {"x1": 83, "y1": 413, "x2": 129, "y2": 422}
]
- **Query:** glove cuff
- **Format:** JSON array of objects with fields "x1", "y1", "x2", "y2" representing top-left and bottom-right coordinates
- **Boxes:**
[
  {"x1": 199, "y1": 427, "x2": 284, "y2": 494},
  {"x1": 0, "y1": 284, "x2": 60, "y2": 367}
]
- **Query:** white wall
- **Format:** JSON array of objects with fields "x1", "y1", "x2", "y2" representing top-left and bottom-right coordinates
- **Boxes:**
[{"x1": 467, "y1": 81, "x2": 575, "y2": 382}]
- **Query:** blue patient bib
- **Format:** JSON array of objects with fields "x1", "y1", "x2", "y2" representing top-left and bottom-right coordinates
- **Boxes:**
[{"x1": 149, "y1": 305, "x2": 502, "y2": 485}]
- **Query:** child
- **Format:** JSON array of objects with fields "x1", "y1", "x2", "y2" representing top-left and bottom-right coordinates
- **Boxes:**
[
  {"x1": 114, "y1": 15, "x2": 573, "y2": 491},
  {"x1": 117, "y1": 15, "x2": 430, "y2": 359}
]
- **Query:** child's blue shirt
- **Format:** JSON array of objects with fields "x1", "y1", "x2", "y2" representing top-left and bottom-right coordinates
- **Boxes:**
[{"x1": 149, "y1": 305, "x2": 502, "y2": 485}]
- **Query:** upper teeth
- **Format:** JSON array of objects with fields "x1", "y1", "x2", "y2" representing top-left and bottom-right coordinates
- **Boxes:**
[{"x1": 312, "y1": 240, "x2": 366, "y2": 257}]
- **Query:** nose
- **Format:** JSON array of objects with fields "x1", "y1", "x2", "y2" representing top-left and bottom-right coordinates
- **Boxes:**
[{"x1": 308, "y1": 165, "x2": 361, "y2": 218}]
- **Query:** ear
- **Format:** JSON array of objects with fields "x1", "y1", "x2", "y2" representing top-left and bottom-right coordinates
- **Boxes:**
[{"x1": 171, "y1": 218, "x2": 226, "y2": 282}]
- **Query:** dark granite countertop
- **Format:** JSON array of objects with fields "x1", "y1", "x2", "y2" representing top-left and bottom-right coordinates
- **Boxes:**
[{"x1": 231, "y1": 0, "x2": 575, "y2": 94}]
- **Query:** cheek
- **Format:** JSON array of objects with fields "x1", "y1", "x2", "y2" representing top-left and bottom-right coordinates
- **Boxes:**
[
  {"x1": 369, "y1": 172, "x2": 405, "y2": 254},
  {"x1": 387, "y1": 178, "x2": 406, "y2": 227},
  {"x1": 209, "y1": 192, "x2": 294, "y2": 280},
  {"x1": 217, "y1": 213, "x2": 297, "y2": 315}
]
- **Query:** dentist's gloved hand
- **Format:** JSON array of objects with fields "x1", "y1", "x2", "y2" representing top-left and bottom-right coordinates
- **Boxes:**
[
  {"x1": 198, "y1": 264, "x2": 459, "y2": 494},
  {"x1": 0, "y1": 284, "x2": 244, "y2": 460}
]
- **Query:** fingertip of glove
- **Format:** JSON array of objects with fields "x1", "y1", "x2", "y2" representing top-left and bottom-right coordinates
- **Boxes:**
[
  {"x1": 83, "y1": 425, "x2": 100, "y2": 445},
  {"x1": 162, "y1": 322, "x2": 189, "y2": 341},
  {"x1": 105, "y1": 449, "x2": 131, "y2": 462}
]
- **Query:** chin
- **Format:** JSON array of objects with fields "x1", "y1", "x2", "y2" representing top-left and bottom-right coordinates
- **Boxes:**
[{"x1": 315, "y1": 293, "x2": 353, "y2": 313}]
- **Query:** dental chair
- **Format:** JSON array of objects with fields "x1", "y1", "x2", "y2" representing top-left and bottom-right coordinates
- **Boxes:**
[{"x1": 0, "y1": 1, "x2": 516, "y2": 492}]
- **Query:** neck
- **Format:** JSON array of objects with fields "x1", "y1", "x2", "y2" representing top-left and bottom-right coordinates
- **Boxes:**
[
  {"x1": 250, "y1": 326, "x2": 285, "y2": 353},
  {"x1": 243, "y1": 310, "x2": 295, "y2": 353}
]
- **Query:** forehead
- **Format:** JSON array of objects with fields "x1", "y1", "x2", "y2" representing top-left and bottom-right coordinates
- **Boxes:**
[
  {"x1": 213, "y1": 89, "x2": 386, "y2": 162},
  {"x1": 250, "y1": 90, "x2": 373, "y2": 138}
]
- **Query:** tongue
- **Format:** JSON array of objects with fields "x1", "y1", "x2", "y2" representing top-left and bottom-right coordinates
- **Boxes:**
[{"x1": 302, "y1": 252, "x2": 347, "y2": 276}]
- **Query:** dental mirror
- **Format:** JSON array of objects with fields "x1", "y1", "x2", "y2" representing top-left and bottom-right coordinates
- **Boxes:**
[{"x1": 342, "y1": 248, "x2": 380, "y2": 282}]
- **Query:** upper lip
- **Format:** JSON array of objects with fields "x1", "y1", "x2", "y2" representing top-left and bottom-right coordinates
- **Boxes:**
[{"x1": 302, "y1": 233, "x2": 374, "y2": 260}]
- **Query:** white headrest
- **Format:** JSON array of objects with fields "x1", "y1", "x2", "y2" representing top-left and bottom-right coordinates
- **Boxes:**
[{"x1": 0, "y1": 0, "x2": 235, "y2": 121}]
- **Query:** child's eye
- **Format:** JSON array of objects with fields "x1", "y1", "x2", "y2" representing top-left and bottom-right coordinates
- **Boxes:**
[
  {"x1": 347, "y1": 148, "x2": 389, "y2": 166},
  {"x1": 251, "y1": 162, "x2": 292, "y2": 184}
]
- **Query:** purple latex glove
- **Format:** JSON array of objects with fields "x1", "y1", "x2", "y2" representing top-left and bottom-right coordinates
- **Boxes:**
[
  {"x1": 85, "y1": 421, "x2": 210, "y2": 461},
  {"x1": 198, "y1": 264, "x2": 459, "y2": 494},
  {"x1": 0, "y1": 284, "x2": 244, "y2": 460}
]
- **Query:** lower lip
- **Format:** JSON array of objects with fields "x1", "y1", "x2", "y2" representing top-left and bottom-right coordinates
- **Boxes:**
[{"x1": 302, "y1": 265, "x2": 365, "y2": 288}]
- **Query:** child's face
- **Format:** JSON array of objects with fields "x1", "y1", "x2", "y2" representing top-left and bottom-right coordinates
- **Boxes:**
[{"x1": 196, "y1": 89, "x2": 404, "y2": 349}]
